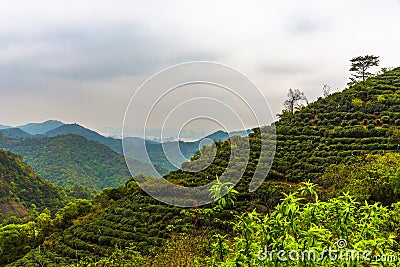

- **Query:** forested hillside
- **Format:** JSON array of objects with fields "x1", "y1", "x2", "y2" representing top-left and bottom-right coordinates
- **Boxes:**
[
  {"x1": 0, "y1": 128, "x2": 35, "y2": 139},
  {"x1": 0, "y1": 134, "x2": 169, "y2": 191},
  {"x1": 0, "y1": 149, "x2": 67, "y2": 219}
]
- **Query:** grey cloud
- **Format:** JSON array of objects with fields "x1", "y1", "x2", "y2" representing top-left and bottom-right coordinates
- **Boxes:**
[
  {"x1": 285, "y1": 16, "x2": 326, "y2": 35},
  {"x1": 0, "y1": 23, "x2": 221, "y2": 91},
  {"x1": 260, "y1": 62, "x2": 312, "y2": 75},
  {"x1": 170, "y1": 50, "x2": 222, "y2": 64},
  {"x1": 39, "y1": 25, "x2": 164, "y2": 80}
]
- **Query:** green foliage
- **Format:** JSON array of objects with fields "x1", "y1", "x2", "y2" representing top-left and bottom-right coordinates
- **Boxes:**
[
  {"x1": 208, "y1": 183, "x2": 398, "y2": 266},
  {"x1": 209, "y1": 175, "x2": 239, "y2": 209},
  {"x1": 377, "y1": 94, "x2": 386, "y2": 102},
  {"x1": 317, "y1": 153, "x2": 400, "y2": 206},
  {"x1": 351, "y1": 97, "x2": 363, "y2": 107},
  {"x1": 0, "y1": 135, "x2": 153, "y2": 191},
  {"x1": 277, "y1": 109, "x2": 293, "y2": 119},
  {"x1": 77, "y1": 245, "x2": 147, "y2": 266},
  {"x1": 0, "y1": 149, "x2": 67, "y2": 219},
  {"x1": 149, "y1": 233, "x2": 211, "y2": 267},
  {"x1": 53, "y1": 199, "x2": 93, "y2": 229},
  {"x1": 0, "y1": 222, "x2": 36, "y2": 265}
]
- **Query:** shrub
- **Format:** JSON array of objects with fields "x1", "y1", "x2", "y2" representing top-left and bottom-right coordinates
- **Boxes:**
[
  {"x1": 352, "y1": 98, "x2": 363, "y2": 107},
  {"x1": 207, "y1": 182, "x2": 398, "y2": 266},
  {"x1": 382, "y1": 115, "x2": 391, "y2": 123},
  {"x1": 349, "y1": 119, "x2": 358, "y2": 126}
]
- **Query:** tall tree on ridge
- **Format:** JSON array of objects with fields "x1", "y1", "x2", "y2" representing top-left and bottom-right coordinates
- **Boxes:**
[{"x1": 348, "y1": 55, "x2": 380, "y2": 86}]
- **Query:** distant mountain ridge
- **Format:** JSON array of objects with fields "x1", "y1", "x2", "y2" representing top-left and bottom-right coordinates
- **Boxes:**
[
  {"x1": 46, "y1": 123, "x2": 123, "y2": 153},
  {"x1": 0, "y1": 124, "x2": 11, "y2": 130},
  {"x1": 123, "y1": 129, "x2": 252, "y2": 170},
  {"x1": 0, "y1": 120, "x2": 252, "y2": 172},
  {"x1": 0, "y1": 120, "x2": 64, "y2": 136},
  {"x1": 18, "y1": 120, "x2": 64, "y2": 134}
]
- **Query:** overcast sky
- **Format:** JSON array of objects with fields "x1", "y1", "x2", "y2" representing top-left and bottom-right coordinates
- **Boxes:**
[{"x1": 1, "y1": 0, "x2": 400, "y2": 136}]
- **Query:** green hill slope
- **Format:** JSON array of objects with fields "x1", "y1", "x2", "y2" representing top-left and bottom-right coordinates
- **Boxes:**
[
  {"x1": 45, "y1": 123, "x2": 123, "y2": 154},
  {"x1": 169, "y1": 67, "x2": 400, "y2": 185},
  {"x1": 0, "y1": 128, "x2": 34, "y2": 139},
  {"x1": 270, "y1": 67, "x2": 400, "y2": 182},
  {"x1": 0, "y1": 149, "x2": 67, "y2": 220},
  {"x1": 0, "y1": 134, "x2": 168, "y2": 191}
]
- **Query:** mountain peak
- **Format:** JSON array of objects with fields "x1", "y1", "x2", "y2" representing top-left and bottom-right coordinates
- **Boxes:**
[{"x1": 18, "y1": 120, "x2": 65, "y2": 135}]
